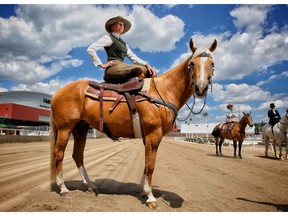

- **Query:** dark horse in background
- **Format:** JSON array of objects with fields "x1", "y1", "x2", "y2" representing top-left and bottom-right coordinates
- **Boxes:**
[
  {"x1": 50, "y1": 38, "x2": 217, "y2": 208},
  {"x1": 212, "y1": 112, "x2": 254, "y2": 159}
]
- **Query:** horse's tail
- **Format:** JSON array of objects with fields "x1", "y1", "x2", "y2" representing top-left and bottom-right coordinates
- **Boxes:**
[
  {"x1": 212, "y1": 125, "x2": 220, "y2": 137},
  {"x1": 50, "y1": 110, "x2": 57, "y2": 185}
]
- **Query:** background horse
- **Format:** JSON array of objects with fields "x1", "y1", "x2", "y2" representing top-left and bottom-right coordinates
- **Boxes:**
[
  {"x1": 262, "y1": 109, "x2": 288, "y2": 160},
  {"x1": 211, "y1": 112, "x2": 254, "y2": 159},
  {"x1": 50, "y1": 38, "x2": 217, "y2": 208}
]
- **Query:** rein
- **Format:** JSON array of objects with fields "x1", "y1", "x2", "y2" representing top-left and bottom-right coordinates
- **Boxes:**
[
  {"x1": 150, "y1": 77, "x2": 178, "y2": 118},
  {"x1": 147, "y1": 49, "x2": 214, "y2": 123},
  {"x1": 276, "y1": 115, "x2": 288, "y2": 139}
]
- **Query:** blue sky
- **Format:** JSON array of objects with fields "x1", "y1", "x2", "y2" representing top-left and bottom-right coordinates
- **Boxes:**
[{"x1": 0, "y1": 4, "x2": 287, "y2": 126}]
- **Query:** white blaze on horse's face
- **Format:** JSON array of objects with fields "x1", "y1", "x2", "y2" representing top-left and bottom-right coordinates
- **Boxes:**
[
  {"x1": 200, "y1": 57, "x2": 208, "y2": 82},
  {"x1": 189, "y1": 39, "x2": 217, "y2": 98}
]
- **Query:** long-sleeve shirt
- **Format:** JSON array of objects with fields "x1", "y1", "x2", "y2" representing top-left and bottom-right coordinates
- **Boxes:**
[
  {"x1": 268, "y1": 109, "x2": 281, "y2": 125},
  {"x1": 87, "y1": 33, "x2": 147, "y2": 67},
  {"x1": 226, "y1": 109, "x2": 237, "y2": 122}
]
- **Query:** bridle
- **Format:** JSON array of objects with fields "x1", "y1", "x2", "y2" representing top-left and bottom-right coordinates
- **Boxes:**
[
  {"x1": 148, "y1": 49, "x2": 215, "y2": 123},
  {"x1": 177, "y1": 51, "x2": 215, "y2": 122},
  {"x1": 277, "y1": 113, "x2": 288, "y2": 139}
]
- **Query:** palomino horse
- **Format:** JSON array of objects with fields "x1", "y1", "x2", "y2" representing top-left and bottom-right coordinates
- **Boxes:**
[
  {"x1": 211, "y1": 112, "x2": 254, "y2": 159},
  {"x1": 50, "y1": 38, "x2": 217, "y2": 208},
  {"x1": 262, "y1": 109, "x2": 288, "y2": 160}
]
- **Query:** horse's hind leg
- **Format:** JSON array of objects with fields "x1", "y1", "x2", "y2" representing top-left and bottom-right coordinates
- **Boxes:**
[
  {"x1": 52, "y1": 129, "x2": 71, "y2": 196},
  {"x1": 218, "y1": 137, "x2": 224, "y2": 156},
  {"x1": 278, "y1": 141, "x2": 283, "y2": 160},
  {"x1": 72, "y1": 121, "x2": 99, "y2": 195},
  {"x1": 286, "y1": 140, "x2": 288, "y2": 160},
  {"x1": 264, "y1": 136, "x2": 269, "y2": 157}
]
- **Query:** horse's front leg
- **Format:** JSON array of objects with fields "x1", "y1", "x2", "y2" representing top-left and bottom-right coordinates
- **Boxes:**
[
  {"x1": 238, "y1": 140, "x2": 243, "y2": 159},
  {"x1": 233, "y1": 140, "x2": 237, "y2": 158},
  {"x1": 141, "y1": 132, "x2": 162, "y2": 209},
  {"x1": 273, "y1": 140, "x2": 279, "y2": 159}
]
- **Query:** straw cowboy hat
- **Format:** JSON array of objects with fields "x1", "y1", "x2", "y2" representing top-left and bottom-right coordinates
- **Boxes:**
[
  {"x1": 105, "y1": 16, "x2": 131, "y2": 34},
  {"x1": 226, "y1": 103, "x2": 233, "y2": 108}
]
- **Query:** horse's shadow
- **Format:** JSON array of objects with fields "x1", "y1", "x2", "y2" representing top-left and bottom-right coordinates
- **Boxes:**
[
  {"x1": 236, "y1": 197, "x2": 288, "y2": 212},
  {"x1": 56, "y1": 179, "x2": 184, "y2": 208},
  {"x1": 206, "y1": 153, "x2": 239, "y2": 159},
  {"x1": 255, "y1": 155, "x2": 280, "y2": 160}
]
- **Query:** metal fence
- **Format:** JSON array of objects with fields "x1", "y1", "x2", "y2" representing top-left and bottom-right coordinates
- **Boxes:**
[{"x1": 0, "y1": 126, "x2": 103, "y2": 138}]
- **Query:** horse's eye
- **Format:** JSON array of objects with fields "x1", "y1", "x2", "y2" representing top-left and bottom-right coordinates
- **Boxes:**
[
  {"x1": 187, "y1": 62, "x2": 195, "y2": 71},
  {"x1": 211, "y1": 62, "x2": 215, "y2": 69}
]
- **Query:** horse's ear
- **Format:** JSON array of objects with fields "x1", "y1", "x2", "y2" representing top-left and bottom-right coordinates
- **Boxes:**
[
  {"x1": 243, "y1": 112, "x2": 246, "y2": 115},
  {"x1": 209, "y1": 39, "x2": 217, "y2": 52},
  {"x1": 189, "y1": 38, "x2": 197, "y2": 53}
]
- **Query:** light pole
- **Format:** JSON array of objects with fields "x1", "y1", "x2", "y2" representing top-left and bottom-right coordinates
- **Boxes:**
[
  {"x1": 203, "y1": 112, "x2": 209, "y2": 143},
  {"x1": 238, "y1": 105, "x2": 240, "y2": 120}
]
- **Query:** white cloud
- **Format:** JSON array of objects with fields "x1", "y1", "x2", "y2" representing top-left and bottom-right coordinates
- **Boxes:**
[
  {"x1": 0, "y1": 57, "x2": 83, "y2": 84},
  {"x1": 170, "y1": 5, "x2": 288, "y2": 83},
  {"x1": 230, "y1": 5, "x2": 270, "y2": 34},
  {"x1": 256, "y1": 71, "x2": 288, "y2": 86},
  {"x1": 0, "y1": 87, "x2": 8, "y2": 92},
  {"x1": 212, "y1": 83, "x2": 271, "y2": 103},
  {"x1": 0, "y1": 4, "x2": 185, "y2": 89},
  {"x1": 126, "y1": 5, "x2": 185, "y2": 52}
]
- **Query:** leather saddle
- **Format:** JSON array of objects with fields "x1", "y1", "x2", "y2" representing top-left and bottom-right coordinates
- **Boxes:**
[
  {"x1": 220, "y1": 122, "x2": 235, "y2": 131},
  {"x1": 86, "y1": 77, "x2": 147, "y2": 139}
]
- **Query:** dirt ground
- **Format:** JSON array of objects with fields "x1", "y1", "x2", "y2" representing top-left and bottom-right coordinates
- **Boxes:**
[{"x1": 0, "y1": 137, "x2": 287, "y2": 212}]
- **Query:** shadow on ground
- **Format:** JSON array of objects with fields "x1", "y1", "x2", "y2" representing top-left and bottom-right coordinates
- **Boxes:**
[
  {"x1": 51, "y1": 179, "x2": 184, "y2": 209},
  {"x1": 237, "y1": 197, "x2": 288, "y2": 212}
]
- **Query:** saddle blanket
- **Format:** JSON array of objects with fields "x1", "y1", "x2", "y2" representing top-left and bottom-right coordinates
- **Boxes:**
[{"x1": 220, "y1": 122, "x2": 235, "y2": 131}]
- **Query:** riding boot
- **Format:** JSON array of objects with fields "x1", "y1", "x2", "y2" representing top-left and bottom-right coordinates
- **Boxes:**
[{"x1": 130, "y1": 67, "x2": 145, "y2": 79}]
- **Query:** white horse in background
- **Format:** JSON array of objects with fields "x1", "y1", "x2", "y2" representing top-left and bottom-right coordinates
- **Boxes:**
[{"x1": 262, "y1": 109, "x2": 288, "y2": 160}]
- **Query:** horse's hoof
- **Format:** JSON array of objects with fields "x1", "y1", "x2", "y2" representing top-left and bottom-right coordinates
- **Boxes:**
[
  {"x1": 265, "y1": 155, "x2": 268, "y2": 158},
  {"x1": 60, "y1": 191, "x2": 70, "y2": 197},
  {"x1": 146, "y1": 201, "x2": 158, "y2": 209},
  {"x1": 93, "y1": 188, "x2": 99, "y2": 196},
  {"x1": 239, "y1": 156, "x2": 242, "y2": 159}
]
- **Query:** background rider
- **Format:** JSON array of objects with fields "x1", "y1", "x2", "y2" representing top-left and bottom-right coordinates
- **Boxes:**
[
  {"x1": 226, "y1": 103, "x2": 238, "y2": 123},
  {"x1": 268, "y1": 103, "x2": 281, "y2": 126}
]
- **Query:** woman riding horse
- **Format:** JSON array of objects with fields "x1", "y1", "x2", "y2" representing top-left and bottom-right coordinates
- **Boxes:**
[
  {"x1": 212, "y1": 112, "x2": 254, "y2": 159},
  {"x1": 87, "y1": 16, "x2": 157, "y2": 83},
  {"x1": 50, "y1": 38, "x2": 217, "y2": 208}
]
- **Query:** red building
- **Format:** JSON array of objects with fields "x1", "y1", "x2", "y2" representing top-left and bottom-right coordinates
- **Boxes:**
[{"x1": 0, "y1": 91, "x2": 51, "y2": 127}]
